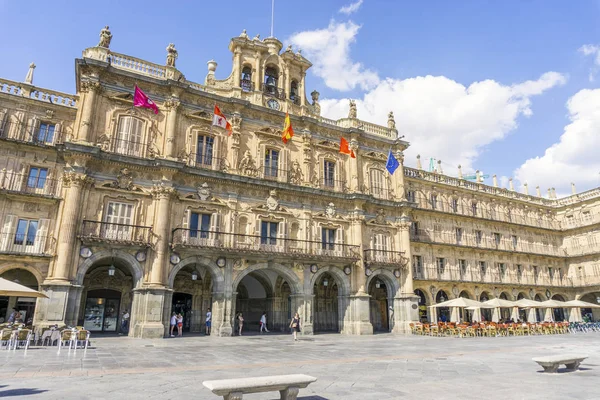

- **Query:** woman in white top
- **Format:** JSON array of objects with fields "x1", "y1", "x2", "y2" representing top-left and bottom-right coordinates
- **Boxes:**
[
  {"x1": 170, "y1": 312, "x2": 177, "y2": 337},
  {"x1": 260, "y1": 312, "x2": 270, "y2": 333},
  {"x1": 176, "y1": 313, "x2": 184, "y2": 337}
]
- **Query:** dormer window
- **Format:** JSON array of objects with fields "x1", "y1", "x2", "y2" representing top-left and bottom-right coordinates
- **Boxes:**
[
  {"x1": 264, "y1": 66, "x2": 278, "y2": 95},
  {"x1": 240, "y1": 66, "x2": 253, "y2": 92},
  {"x1": 290, "y1": 80, "x2": 299, "y2": 104}
]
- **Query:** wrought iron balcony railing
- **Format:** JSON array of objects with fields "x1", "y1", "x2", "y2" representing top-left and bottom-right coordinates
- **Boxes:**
[
  {"x1": 0, "y1": 171, "x2": 62, "y2": 198},
  {"x1": 364, "y1": 249, "x2": 407, "y2": 266},
  {"x1": 240, "y1": 79, "x2": 254, "y2": 92},
  {"x1": 187, "y1": 154, "x2": 229, "y2": 172},
  {"x1": 0, "y1": 232, "x2": 52, "y2": 256},
  {"x1": 172, "y1": 229, "x2": 361, "y2": 260},
  {"x1": 260, "y1": 84, "x2": 286, "y2": 100},
  {"x1": 81, "y1": 220, "x2": 153, "y2": 246},
  {"x1": 0, "y1": 121, "x2": 64, "y2": 146}
]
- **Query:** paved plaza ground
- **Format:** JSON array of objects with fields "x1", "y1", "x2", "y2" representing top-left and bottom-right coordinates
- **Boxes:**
[{"x1": 0, "y1": 331, "x2": 598, "y2": 399}]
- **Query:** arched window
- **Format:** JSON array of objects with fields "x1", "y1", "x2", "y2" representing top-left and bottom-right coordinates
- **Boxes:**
[
  {"x1": 290, "y1": 80, "x2": 299, "y2": 103},
  {"x1": 115, "y1": 116, "x2": 144, "y2": 157},
  {"x1": 240, "y1": 66, "x2": 253, "y2": 92},
  {"x1": 264, "y1": 66, "x2": 278, "y2": 95}
]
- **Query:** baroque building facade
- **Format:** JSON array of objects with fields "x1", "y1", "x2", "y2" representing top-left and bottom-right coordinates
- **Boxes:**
[{"x1": 0, "y1": 27, "x2": 599, "y2": 338}]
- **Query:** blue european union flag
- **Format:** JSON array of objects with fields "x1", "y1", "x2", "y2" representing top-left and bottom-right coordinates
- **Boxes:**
[{"x1": 386, "y1": 149, "x2": 399, "y2": 175}]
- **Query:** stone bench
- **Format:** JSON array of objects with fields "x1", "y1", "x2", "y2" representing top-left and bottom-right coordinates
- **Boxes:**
[
  {"x1": 203, "y1": 374, "x2": 317, "y2": 400},
  {"x1": 532, "y1": 354, "x2": 588, "y2": 373}
]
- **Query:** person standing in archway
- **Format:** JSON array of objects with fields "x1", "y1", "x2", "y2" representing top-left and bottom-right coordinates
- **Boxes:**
[
  {"x1": 260, "y1": 312, "x2": 270, "y2": 333},
  {"x1": 169, "y1": 312, "x2": 177, "y2": 337},
  {"x1": 237, "y1": 312, "x2": 244, "y2": 336},
  {"x1": 176, "y1": 313, "x2": 184, "y2": 337},
  {"x1": 290, "y1": 312, "x2": 301, "y2": 341},
  {"x1": 205, "y1": 308, "x2": 212, "y2": 336}
]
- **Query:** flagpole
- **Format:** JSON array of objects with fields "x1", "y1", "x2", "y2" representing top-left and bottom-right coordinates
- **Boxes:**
[{"x1": 270, "y1": 0, "x2": 275, "y2": 37}]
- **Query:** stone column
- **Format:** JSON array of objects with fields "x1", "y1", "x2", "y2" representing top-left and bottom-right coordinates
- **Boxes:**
[
  {"x1": 51, "y1": 171, "x2": 93, "y2": 282},
  {"x1": 300, "y1": 71, "x2": 306, "y2": 106},
  {"x1": 233, "y1": 48, "x2": 242, "y2": 85},
  {"x1": 254, "y1": 52, "x2": 262, "y2": 91},
  {"x1": 164, "y1": 99, "x2": 180, "y2": 159},
  {"x1": 77, "y1": 81, "x2": 101, "y2": 143},
  {"x1": 284, "y1": 66, "x2": 290, "y2": 99},
  {"x1": 393, "y1": 149, "x2": 407, "y2": 200},
  {"x1": 149, "y1": 184, "x2": 177, "y2": 286}
]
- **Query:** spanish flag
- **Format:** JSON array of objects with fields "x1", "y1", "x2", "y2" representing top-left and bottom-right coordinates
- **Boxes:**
[{"x1": 282, "y1": 112, "x2": 294, "y2": 144}]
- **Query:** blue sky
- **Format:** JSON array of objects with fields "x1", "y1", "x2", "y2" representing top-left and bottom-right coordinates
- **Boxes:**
[{"x1": 2, "y1": 0, "x2": 600, "y2": 196}]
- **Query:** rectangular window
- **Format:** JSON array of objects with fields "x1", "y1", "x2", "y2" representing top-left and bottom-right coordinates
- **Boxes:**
[
  {"x1": 499, "y1": 263, "x2": 506, "y2": 276},
  {"x1": 196, "y1": 135, "x2": 214, "y2": 166},
  {"x1": 459, "y1": 259, "x2": 467, "y2": 276},
  {"x1": 406, "y1": 190, "x2": 415, "y2": 203},
  {"x1": 323, "y1": 160, "x2": 335, "y2": 188},
  {"x1": 475, "y1": 230, "x2": 482, "y2": 245},
  {"x1": 451, "y1": 198, "x2": 458, "y2": 213},
  {"x1": 471, "y1": 203, "x2": 478, "y2": 216},
  {"x1": 456, "y1": 227, "x2": 463, "y2": 244},
  {"x1": 436, "y1": 257, "x2": 445, "y2": 274},
  {"x1": 36, "y1": 123, "x2": 55, "y2": 144},
  {"x1": 511, "y1": 235, "x2": 518, "y2": 249},
  {"x1": 260, "y1": 221, "x2": 278, "y2": 245},
  {"x1": 533, "y1": 265, "x2": 539, "y2": 278},
  {"x1": 14, "y1": 219, "x2": 38, "y2": 246},
  {"x1": 516, "y1": 264, "x2": 522, "y2": 277},
  {"x1": 264, "y1": 148, "x2": 279, "y2": 178},
  {"x1": 413, "y1": 255, "x2": 423, "y2": 276},
  {"x1": 548, "y1": 267, "x2": 554, "y2": 279},
  {"x1": 321, "y1": 228, "x2": 336, "y2": 250},
  {"x1": 430, "y1": 194, "x2": 437, "y2": 210},
  {"x1": 493, "y1": 232, "x2": 501, "y2": 246},
  {"x1": 370, "y1": 169, "x2": 385, "y2": 198},
  {"x1": 189, "y1": 212, "x2": 211, "y2": 239},
  {"x1": 26, "y1": 167, "x2": 48, "y2": 189},
  {"x1": 115, "y1": 116, "x2": 143, "y2": 156},
  {"x1": 373, "y1": 233, "x2": 389, "y2": 252},
  {"x1": 411, "y1": 221, "x2": 419, "y2": 237},
  {"x1": 479, "y1": 261, "x2": 486, "y2": 275},
  {"x1": 103, "y1": 202, "x2": 134, "y2": 240},
  {"x1": 506, "y1": 209, "x2": 512, "y2": 221}
]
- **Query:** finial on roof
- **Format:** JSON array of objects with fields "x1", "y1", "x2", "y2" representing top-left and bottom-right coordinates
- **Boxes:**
[
  {"x1": 571, "y1": 182, "x2": 576, "y2": 195},
  {"x1": 523, "y1": 183, "x2": 529, "y2": 195},
  {"x1": 536, "y1": 186, "x2": 541, "y2": 197},
  {"x1": 388, "y1": 111, "x2": 396, "y2": 130},
  {"x1": 437, "y1": 160, "x2": 443, "y2": 174},
  {"x1": 24, "y1": 62, "x2": 36, "y2": 84},
  {"x1": 166, "y1": 43, "x2": 178, "y2": 67},
  {"x1": 509, "y1": 178, "x2": 514, "y2": 191},
  {"x1": 457, "y1": 165, "x2": 463, "y2": 179},
  {"x1": 416, "y1": 155, "x2": 422, "y2": 170},
  {"x1": 240, "y1": 29, "x2": 249, "y2": 39},
  {"x1": 492, "y1": 175, "x2": 498, "y2": 187},
  {"x1": 253, "y1": 33, "x2": 261, "y2": 41}
]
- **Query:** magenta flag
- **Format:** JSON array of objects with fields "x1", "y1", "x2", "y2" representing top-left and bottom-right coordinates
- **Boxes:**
[{"x1": 133, "y1": 85, "x2": 159, "y2": 114}]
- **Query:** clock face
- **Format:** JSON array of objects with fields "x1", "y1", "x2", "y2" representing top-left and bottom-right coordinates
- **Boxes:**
[
  {"x1": 267, "y1": 99, "x2": 280, "y2": 110},
  {"x1": 170, "y1": 254, "x2": 181, "y2": 265}
]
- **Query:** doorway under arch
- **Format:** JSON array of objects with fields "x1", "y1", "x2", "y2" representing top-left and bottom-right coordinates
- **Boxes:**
[
  {"x1": 0, "y1": 268, "x2": 40, "y2": 324},
  {"x1": 369, "y1": 277, "x2": 390, "y2": 332},
  {"x1": 313, "y1": 272, "x2": 339, "y2": 333},
  {"x1": 499, "y1": 292, "x2": 511, "y2": 320},
  {"x1": 436, "y1": 290, "x2": 450, "y2": 322},
  {"x1": 517, "y1": 292, "x2": 528, "y2": 320},
  {"x1": 479, "y1": 291, "x2": 492, "y2": 322},
  {"x1": 534, "y1": 294, "x2": 544, "y2": 321},
  {"x1": 458, "y1": 290, "x2": 472, "y2": 322},
  {"x1": 551, "y1": 294, "x2": 567, "y2": 321},
  {"x1": 414, "y1": 289, "x2": 428, "y2": 323},
  {"x1": 580, "y1": 292, "x2": 600, "y2": 321},
  {"x1": 170, "y1": 263, "x2": 213, "y2": 333}
]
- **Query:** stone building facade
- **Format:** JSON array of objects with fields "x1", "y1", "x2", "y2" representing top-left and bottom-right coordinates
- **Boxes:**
[{"x1": 0, "y1": 27, "x2": 598, "y2": 338}]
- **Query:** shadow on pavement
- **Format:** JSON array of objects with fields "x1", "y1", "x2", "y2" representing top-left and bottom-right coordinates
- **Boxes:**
[{"x1": 0, "y1": 387, "x2": 48, "y2": 397}]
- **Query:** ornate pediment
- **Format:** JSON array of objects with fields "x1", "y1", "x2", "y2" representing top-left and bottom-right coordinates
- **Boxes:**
[
  {"x1": 252, "y1": 189, "x2": 292, "y2": 214},
  {"x1": 364, "y1": 151, "x2": 387, "y2": 161},
  {"x1": 255, "y1": 126, "x2": 282, "y2": 139},
  {"x1": 313, "y1": 202, "x2": 345, "y2": 221},
  {"x1": 101, "y1": 168, "x2": 143, "y2": 192},
  {"x1": 367, "y1": 209, "x2": 390, "y2": 226},
  {"x1": 187, "y1": 110, "x2": 212, "y2": 120}
]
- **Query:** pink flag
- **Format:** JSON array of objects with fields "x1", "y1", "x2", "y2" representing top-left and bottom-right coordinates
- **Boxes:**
[{"x1": 133, "y1": 85, "x2": 159, "y2": 114}]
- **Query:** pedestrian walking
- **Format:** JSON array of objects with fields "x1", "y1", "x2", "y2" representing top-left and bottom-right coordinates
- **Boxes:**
[
  {"x1": 176, "y1": 313, "x2": 184, "y2": 337},
  {"x1": 290, "y1": 312, "x2": 301, "y2": 341},
  {"x1": 205, "y1": 308, "x2": 212, "y2": 335},
  {"x1": 120, "y1": 310, "x2": 130, "y2": 334},
  {"x1": 260, "y1": 312, "x2": 270, "y2": 333}
]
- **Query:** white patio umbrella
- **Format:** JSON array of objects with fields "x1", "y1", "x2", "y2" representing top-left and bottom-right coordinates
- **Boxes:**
[
  {"x1": 564, "y1": 299, "x2": 600, "y2": 322},
  {"x1": 430, "y1": 297, "x2": 492, "y2": 308},
  {"x1": 515, "y1": 299, "x2": 542, "y2": 322},
  {"x1": 0, "y1": 278, "x2": 47, "y2": 298},
  {"x1": 482, "y1": 298, "x2": 517, "y2": 322}
]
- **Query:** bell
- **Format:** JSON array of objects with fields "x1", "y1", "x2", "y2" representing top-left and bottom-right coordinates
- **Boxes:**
[{"x1": 266, "y1": 76, "x2": 276, "y2": 86}]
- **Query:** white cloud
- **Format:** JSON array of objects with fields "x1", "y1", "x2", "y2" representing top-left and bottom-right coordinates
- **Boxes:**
[
  {"x1": 579, "y1": 44, "x2": 600, "y2": 81},
  {"x1": 320, "y1": 72, "x2": 566, "y2": 173},
  {"x1": 289, "y1": 20, "x2": 379, "y2": 91},
  {"x1": 515, "y1": 88, "x2": 600, "y2": 196},
  {"x1": 339, "y1": 0, "x2": 363, "y2": 15}
]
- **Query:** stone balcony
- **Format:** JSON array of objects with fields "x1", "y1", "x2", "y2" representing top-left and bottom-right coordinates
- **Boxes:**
[
  {"x1": 0, "y1": 170, "x2": 62, "y2": 198},
  {"x1": 80, "y1": 220, "x2": 153, "y2": 247}
]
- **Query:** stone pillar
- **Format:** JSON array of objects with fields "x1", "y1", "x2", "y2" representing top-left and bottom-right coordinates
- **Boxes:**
[
  {"x1": 77, "y1": 81, "x2": 101, "y2": 143},
  {"x1": 164, "y1": 99, "x2": 180, "y2": 159},
  {"x1": 51, "y1": 171, "x2": 93, "y2": 282},
  {"x1": 284, "y1": 66, "x2": 290, "y2": 99},
  {"x1": 233, "y1": 48, "x2": 242, "y2": 85},
  {"x1": 131, "y1": 287, "x2": 169, "y2": 338},
  {"x1": 348, "y1": 138, "x2": 360, "y2": 192},
  {"x1": 392, "y1": 214, "x2": 419, "y2": 333},
  {"x1": 300, "y1": 71, "x2": 306, "y2": 106},
  {"x1": 149, "y1": 184, "x2": 176, "y2": 286},
  {"x1": 254, "y1": 52, "x2": 261, "y2": 91}
]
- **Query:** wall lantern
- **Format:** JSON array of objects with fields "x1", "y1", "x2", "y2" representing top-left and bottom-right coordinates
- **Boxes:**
[
  {"x1": 375, "y1": 280, "x2": 381, "y2": 289},
  {"x1": 323, "y1": 278, "x2": 329, "y2": 287},
  {"x1": 191, "y1": 271, "x2": 198, "y2": 281},
  {"x1": 108, "y1": 265, "x2": 116, "y2": 276}
]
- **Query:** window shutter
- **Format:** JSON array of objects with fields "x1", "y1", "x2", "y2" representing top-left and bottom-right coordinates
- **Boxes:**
[
  {"x1": 0, "y1": 109, "x2": 7, "y2": 135},
  {"x1": 17, "y1": 164, "x2": 27, "y2": 192},
  {"x1": 190, "y1": 131, "x2": 198, "y2": 166},
  {"x1": 278, "y1": 221, "x2": 287, "y2": 251},
  {"x1": 212, "y1": 135, "x2": 221, "y2": 171},
  {"x1": 182, "y1": 208, "x2": 190, "y2": 244},
  {"x1": 210, "y1": 212, "x2": 221, "y2": 243},
  {"x1": 335, "y1": 159, "x2": 342, "y2": 191},
  {"x1": 115, "y1": 117, "x2": 129, "y2": 154},
  {"x1": 0, "y1": 215, "x2": 17, "y2": 252},
  {"x1": 258, "y1": 144, "x2": 266, "y2": 176},
  {"x1": 34, "y1": 218, "x2": 50, "y2": 254},
  {"x1": 317, "y1": 225, "x2": 323, "y2": 254},
  {"x1": 54, "y1": 123, "x2": 62, "y2": 144},
  {"x1": 335, "y1": 227, "x2": 344, "y2": 257},
  {"x1": 27, "y1": 117, "x2": 39, "y2": 142},
  {"x1": 281, "y1": 149, "x2": 289, "y2": 183}
]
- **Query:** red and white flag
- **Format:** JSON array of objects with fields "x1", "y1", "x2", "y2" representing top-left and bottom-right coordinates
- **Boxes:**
[
  {"x1": 212, "y1": 105, "x2": 232, "y2": 135},
  {"x1": 133, "y1": 85, "x2": 159, "y2": 114}
]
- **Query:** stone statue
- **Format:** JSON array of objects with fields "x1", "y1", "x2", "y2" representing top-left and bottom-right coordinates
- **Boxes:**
[
  {"x1": 253, "y1": 34, "x2": 261, "y2": 41},
  {"x1": 289, "y1": 161, "x2": 304, "y2": 185},
  {"x1": 98, "y1": 26, "x2": 112, "y2": 48},
  {"x1": 286, "y1": 44, "x2": 293, "y2": 52},
  {"x1": 311, "y1": 90, "x2": 321, "y2": 116},
  {"x1": 388, "y1": 111, "x2": 396, "y2": 129},
  {"x1": 348, "y1": 99, "x2": 357, "y2": 119},
  {"x1": 166, "y1": 43, "x2": 178, "y2": 67},
  {"x1": 238, "y1": 150, "x2": 257, "y2": 176},
  {"x1": 240, "y1": 29, "x2": 249, "y2": 39}
]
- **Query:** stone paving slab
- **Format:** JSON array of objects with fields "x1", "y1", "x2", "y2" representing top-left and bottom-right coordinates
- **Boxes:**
[{"x1": 0, "y1": 333, "x2": 598, "y2": 399}]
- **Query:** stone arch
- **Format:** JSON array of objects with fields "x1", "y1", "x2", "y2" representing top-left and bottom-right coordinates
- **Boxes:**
[
  {"x1": 366, "y1": 269, "x2": 400, "y2": 299},
  {"x1": 551, "y1": 293, "x2": 567, "y2": 301},
  {"x1": 76, "y1": 249, "x2": 144, "y2": 287},
  {"x1": 516, "y1": 292, "x2": 528, "y2": 300},
  {"x1": 168, "y1": 255, "x2": 224, "y2": 291},
  {"x1": 458, "y1": 289, "x2": 473, "y2": 299},
  {"x1": 233, "y1": 262, "x2": 302, "y2": 295},
  {"x1": 309, "y1": 266, "x2": 351, "y2": 297},
  {"x1": 0, "y1": 264, "x2": 43, "y2": 286},
  {"x1": 414, "y1": 288, "x2": 431, "y2": 304}
]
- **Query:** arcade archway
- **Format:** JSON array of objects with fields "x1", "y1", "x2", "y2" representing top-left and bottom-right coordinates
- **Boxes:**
[
  {"x1": 0, "y1": 268, "x2": 40, "y2": 324},
  {"x1": 313, "y1": 273, "x2": 339, "y2": 333},
  {"x1": 414, "y1": 289, "x2": 428, "y2": 323}
]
